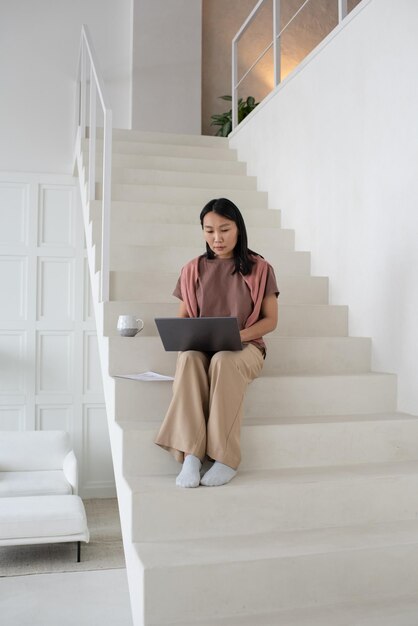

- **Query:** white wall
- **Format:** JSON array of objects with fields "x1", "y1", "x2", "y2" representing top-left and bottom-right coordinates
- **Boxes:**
[
  {"x1": 230, "y1": 0, "x2": 418, "y2": 415},
  {"x1": 0, "y1": 172, "x2": 112, "y2": 497},
  {"x1": 0, "y1": 0, "x2": 133, "y2": 174},
  {"x1": 132, "y1": 0, "x2": 202, "y2": 134}
]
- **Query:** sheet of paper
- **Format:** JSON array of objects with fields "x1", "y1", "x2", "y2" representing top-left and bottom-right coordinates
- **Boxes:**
[{"x1": 114, "y1": 371, "x2": 174, "y2": 382}]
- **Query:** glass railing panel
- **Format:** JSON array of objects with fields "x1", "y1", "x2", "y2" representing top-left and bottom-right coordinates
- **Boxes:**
[
  {"x1": 348, "y1": 0, "x2": 362, "y2": 14},
  {"x1": 232, "y1": 0, "x2": 362, "y2": 130},
  {"x1": 237, "y1": 0, "x2": 273, "y2": 88},
  {"x1": 237, "y1": 46, "x2": 275, "y2": 117},
  {"x1": 280, "y1": 0, "x2": 338, "y2": 81}
]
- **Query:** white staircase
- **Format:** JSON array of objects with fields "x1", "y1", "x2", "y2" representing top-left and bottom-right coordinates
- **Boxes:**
[{"x1": 77, "y1": 129, "x2": 418, "y2": 625}]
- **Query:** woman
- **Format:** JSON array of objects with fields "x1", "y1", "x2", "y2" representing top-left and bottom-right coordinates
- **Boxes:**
[{"x1": 155, "y1": 197, "x2": 279, "y2": 488}]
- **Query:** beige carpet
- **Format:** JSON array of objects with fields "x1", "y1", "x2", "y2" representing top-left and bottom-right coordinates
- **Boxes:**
[{"x1": 0, "y1": 498, "x2": 126, "y2": 577}]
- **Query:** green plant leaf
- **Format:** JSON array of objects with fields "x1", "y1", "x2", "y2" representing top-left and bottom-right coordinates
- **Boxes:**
[
  {"x1": 211, "y1": 94, "x2": 258, "y2": 135},
  {"x1": 221, "y1": 121, "x2": 231, "y2": 136}
]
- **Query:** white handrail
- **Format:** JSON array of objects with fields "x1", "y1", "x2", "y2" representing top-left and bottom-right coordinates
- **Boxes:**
[
  {"x1": 76, "y1": 24, "x2": 112, "y2": 302},
  {"x1": 232, "y1": 0, "x2": 349, "y2": 130}
]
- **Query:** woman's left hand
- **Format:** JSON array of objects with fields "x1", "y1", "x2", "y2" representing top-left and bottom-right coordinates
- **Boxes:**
[{"x1": 240, "y1": 293, "x2": 278, "y2": 342}]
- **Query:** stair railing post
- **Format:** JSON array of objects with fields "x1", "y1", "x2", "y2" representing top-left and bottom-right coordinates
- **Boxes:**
[
  {"x1": 88, "y1": 66, "x2": 97, "y2": 202},
  {"x1": 232, "y1": 39, "x2": 238, "y2": 131},
  {"x1": 101, "y1": 108, "x2": 112, "y2": 302},
  {"x1": 231, "y1": 0, "x2": 271, "y2": 131},
  {"x1": 273, "y1": 0, "x2": 281, "y2": 87},
  {"x1": 80, "y1": 40, "x2": 87, "y2": 139},
  {"x1": 75, "y1": 46, "x2": 81, "y2": 134},
  {"x1": 338, "y1": 0, "x2": 348, "y2": 23},
  {"x1": 77, "y1": 24, "x2": 112, "y2": 303}
]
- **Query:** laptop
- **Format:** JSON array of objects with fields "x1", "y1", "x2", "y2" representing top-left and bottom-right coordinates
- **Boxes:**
[{"x1": 155, "y1": 317, "x2": 243, "y2": 352}]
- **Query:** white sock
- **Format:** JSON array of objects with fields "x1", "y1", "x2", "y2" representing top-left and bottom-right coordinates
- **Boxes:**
[
  {"x1": 200, "y1": 461, "x2": 237, "y2": 487},
  {"x1": 176, "y1": 455, "x2": 202, "y2": 488}
]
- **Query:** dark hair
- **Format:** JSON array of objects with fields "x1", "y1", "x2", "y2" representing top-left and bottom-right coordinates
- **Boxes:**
[{"x1": 199, "y1": 198, "x2": 260, "y2": 275}]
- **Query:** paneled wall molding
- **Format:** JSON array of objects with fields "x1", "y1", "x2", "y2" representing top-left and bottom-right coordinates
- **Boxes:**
[{"x1": 0, "y1": 171, "x2": 113, "y2": 497}]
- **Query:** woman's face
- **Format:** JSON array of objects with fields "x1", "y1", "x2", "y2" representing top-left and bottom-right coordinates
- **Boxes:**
[{"x1": 202, "y1": 211, "x2": 239, "y2": 259}]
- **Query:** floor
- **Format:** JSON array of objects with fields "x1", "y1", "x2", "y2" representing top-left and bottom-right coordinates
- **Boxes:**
[
  {"x1": 1, "y1": 499, "x2": 125, "y2": 577},
  {"x1": 0, "y1": 568, "x2": 133, "y2": 625},
  {"x1": 0, "y1": 497, "x2": 133, "y2": 626}
]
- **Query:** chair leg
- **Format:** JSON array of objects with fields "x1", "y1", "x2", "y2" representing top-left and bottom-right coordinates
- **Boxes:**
[{"x1": 77, "y1": 541, "x2": 81, "y2": 563}]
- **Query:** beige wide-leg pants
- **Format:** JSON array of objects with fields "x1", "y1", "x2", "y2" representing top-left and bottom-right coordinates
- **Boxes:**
[{"x1": 154, "y1": 343, "x2": 264, "y2": 469}]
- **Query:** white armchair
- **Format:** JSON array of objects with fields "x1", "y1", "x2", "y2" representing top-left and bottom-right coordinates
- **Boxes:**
[
  {"x1": 0, "y1": 430, "x2": 78, "y2": 497},
  {"x1": 0, "y1": 430, "x2": 89, "y2": 561}
]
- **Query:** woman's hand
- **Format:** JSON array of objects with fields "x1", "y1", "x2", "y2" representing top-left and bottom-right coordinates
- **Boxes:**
[
  {"x1": 178, "y1": 301, "x2": 189, "y2": 318},
  {"x1": 240, "y1": 293, "x2": 278, "y2": 343}
]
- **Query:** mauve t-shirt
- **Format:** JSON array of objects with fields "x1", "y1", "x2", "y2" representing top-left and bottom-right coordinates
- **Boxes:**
[{"x1": 173, "y1": 256, "x2": 279, "y2": 355}]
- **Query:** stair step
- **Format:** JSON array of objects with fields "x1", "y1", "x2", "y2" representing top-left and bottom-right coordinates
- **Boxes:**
[
  {"x1": 107, "y1": 245, "x2": 310, "y2": 274},
  {"x1": 91, "y1": 220, "x2": 293, "y2": 249},
  {"x1": 103, "y1": 302, "x2": 349, "y2": 337},
  {"x1": 118, "y1": 412, "x2": 418, "y2": 475},
  {"x1": 108, "y1": 336, "x2": 371, "y2": 376},
  {"x1": 109, "y1": 167, "x2": 258, "y2": 190},
  {"x1": 96, "y1": 182, "x2": 268, "y2": 208},
  {"x1": 89, "y1": 200, "x2": 280, "y2": 226},
  {"x1": 85, "y1": 138, "x2": 238, "y2": 161},
  {"x1": 107, "y1": 128, "x2": 230, "y2": 148},
  {"x1": 108, "y1": 273, "x2": 328, "y2": 304},
  {"x1": 114, "y1": 373, "x2": 397, "y2": 421},
  {"x1": 152, "y1": 593, "x2": 418, "y2": 625},
  {"x1": 135, "y1": 519, "x2": 418, "y2": 622},
  {"x1": 129, "y1": 461, "x2": 418, "y2": 541},
  {"x1": 91, "y1": 151, "x2": 247, "y2": 175},
  {"x1": 79, "y1": 127, "x2": 409, "y2": 626}
]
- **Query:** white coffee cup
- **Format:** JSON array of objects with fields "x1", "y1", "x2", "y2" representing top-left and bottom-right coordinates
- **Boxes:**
[{"x1": 117, "y1": 315, "x2": 144, "y2": 337}]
